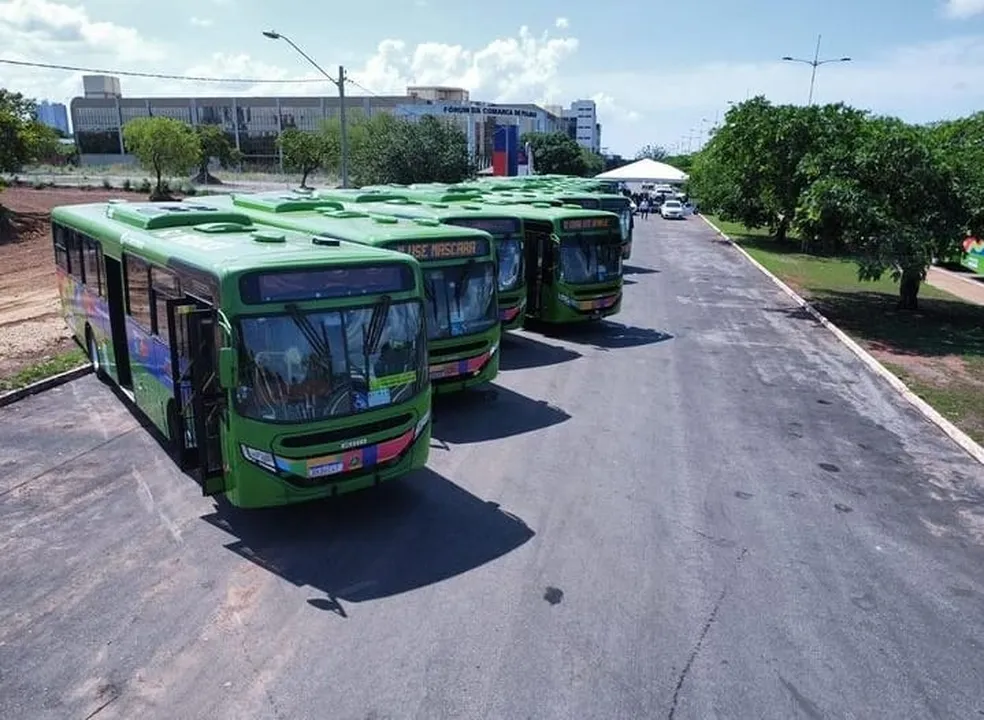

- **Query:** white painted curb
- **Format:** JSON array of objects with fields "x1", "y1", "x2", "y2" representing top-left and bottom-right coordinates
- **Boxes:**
[{"x1": 701, "y1": 215, "x2": 984, "y2": 466}]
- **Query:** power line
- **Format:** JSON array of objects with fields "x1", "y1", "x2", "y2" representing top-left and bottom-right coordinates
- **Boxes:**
[{"x1": 0, "y1": 57, "x2": 329, "y2": 84}]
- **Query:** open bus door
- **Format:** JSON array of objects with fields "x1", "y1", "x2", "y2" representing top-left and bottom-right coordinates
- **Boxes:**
[
  {"x1": 168, "y1": 299, "x2": 226, "y2": 496},
  {"x1": 524, "y1": 223, "x2": 555, "y2": 318}
]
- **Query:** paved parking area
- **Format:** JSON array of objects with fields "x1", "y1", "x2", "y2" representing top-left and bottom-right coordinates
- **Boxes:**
[{"x1": 2, "y1": 213, "x2": 983, "y2": 720}]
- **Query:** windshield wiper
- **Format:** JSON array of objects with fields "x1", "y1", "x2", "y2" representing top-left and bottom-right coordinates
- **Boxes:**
[
  {"x1": 285, "y1": 303, "x2": 334, "y2": 384},
  {"x1": 364, "y1": 294, "x2": 392, "y2": 356}
]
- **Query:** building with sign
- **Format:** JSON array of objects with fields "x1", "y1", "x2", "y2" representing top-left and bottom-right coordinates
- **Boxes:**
[{"x1": 69, "y1": 77, "x2": 568, "y2": 170}]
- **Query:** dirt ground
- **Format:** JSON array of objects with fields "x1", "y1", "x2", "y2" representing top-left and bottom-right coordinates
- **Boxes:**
[{"x1": 0, "y1": 187, "x2": 147, "y2": 380}]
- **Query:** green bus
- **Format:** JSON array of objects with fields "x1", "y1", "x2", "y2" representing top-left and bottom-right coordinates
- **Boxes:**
[
  {"x1": 478, "y1": 199, "x2": 624, "y2": 324},
  {"x1": 187, "y1": 192, "x2": 501, "y2": 394},
  {"x1": 479, "y1": 191, "x2": 634, "y2": 260},
  {"x1": 342, "y1": 198, "x2": 528, "y2": 331},
  {"x1": 51, "y1": 201, "x2": 432, "y2": 508}
]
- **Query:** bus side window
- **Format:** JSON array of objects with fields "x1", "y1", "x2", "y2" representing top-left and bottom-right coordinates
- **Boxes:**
[
  {"x1": 150, "y1": 266, "x2": 180, "y2": 339},
  {"x1": 53, "y1": 224, "x2": 70, "y2": 272},
  {"x1": 82, "y1": 236, "x2": 103, "y2": 296},
  {"x1": 125, "y1": 254, "x2": 153, "y2": 330},
  {"x1": 66, "y1": 229, "x2": 85, "y2": 284}
]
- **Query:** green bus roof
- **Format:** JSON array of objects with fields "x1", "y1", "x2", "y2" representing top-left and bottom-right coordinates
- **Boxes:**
[
  {"x1": 51, "y1": 201, "x2": 419, "y2": 276},
  {"x1": 338, "y1": 198, "x2": 525, "y2": 224},
  {"x1": 468, "y1": 199, "x2": 620, "y2": 225},
  {"x1": 184, "y1": 193, "x2": 496, "y2": 248}
]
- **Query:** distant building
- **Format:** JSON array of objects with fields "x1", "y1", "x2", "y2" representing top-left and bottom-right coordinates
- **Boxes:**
[
  {"x1": 37, "y1": 101, "x2": 69, "y2": 135},
  {"x1": 69, "y1": 76, "x2": 570, "y2": 170},
  {"x1": 564, "y1": 99, "x2": 601, "y2": 153}
]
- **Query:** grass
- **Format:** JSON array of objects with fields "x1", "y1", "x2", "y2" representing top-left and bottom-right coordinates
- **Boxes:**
[
  {"x1": 0, "y1": 348, "x2": 88, "y2": 394},
  {"x1": 706, "y1": 215, "x2": 984, "y2": 443}
]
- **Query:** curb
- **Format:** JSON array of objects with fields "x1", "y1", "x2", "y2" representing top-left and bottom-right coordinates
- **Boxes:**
[
  {"x1": 929, "y1": 265, "x2": 984, "y2": 292},
  {"x1": 700, "y1": 215, "x2": 984, "y2": 467},
  {"x1": 0, "y1": 365, "x2": 93, "y2": 409}
]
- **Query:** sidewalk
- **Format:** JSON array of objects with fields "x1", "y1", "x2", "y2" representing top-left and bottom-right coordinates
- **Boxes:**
[{"x1": 926, "y1": 266, "x2": 984, "y2": 306}]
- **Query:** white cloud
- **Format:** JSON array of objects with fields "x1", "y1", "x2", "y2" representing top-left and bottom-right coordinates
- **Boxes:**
[
  {"x1": 190, "y1": 17, "x2": 213, "y2": 27},
  {"x1": 0, "y1": 0, "x2": 165, "y2": 61},
  {"x1": 555, "y1": 17, "x2": 569, "y2": 29},
  {"x1": 943, "y1": 0, "x2": 984, "y2": 17},
  {"x1": 3, "y1": 7, "x2": 984, "y2": 156}
]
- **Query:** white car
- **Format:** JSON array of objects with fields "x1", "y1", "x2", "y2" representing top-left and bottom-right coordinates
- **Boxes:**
[{"x1": 660, "y1": 200, "x2": 685, "y2": 219}]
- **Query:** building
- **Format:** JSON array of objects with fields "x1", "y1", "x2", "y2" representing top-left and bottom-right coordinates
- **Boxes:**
[
  {"x1": 565, "y1": 99, "x2": 601, "y2": 153},
  {"x1": 37, "y1": 101, "x2": 70, "y2": 136},
  {"x1": 69, "y1": 77, "x2": 569, "y2": 171}
]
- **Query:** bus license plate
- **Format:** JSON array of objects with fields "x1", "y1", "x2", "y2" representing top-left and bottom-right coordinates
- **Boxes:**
[{"x1": 309, "y1": 461, "x2": 345, "y2": 478}]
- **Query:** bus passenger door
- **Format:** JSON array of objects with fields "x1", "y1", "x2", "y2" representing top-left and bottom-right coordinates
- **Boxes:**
[
  {"x1": 525, "y1": 229, "x2": 550, "y2": 316},
  {"x1": 168, "y1": 299, "x2": 226, "y2": 496}
]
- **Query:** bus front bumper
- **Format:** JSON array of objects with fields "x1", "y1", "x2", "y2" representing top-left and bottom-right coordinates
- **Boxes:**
[{"x1": 429, "y1": 342, "x2": 500, "y2": 394}]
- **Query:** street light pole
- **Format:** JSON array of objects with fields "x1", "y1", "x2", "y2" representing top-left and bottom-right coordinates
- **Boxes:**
[
  {"x1": 263, "y1": 30, "x2": 349, "y2": 188},
  {"x1": 781, "y1": 34, "x2": 852, "y2": 106}
]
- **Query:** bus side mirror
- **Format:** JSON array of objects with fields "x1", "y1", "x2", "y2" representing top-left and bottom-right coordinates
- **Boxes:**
[{"x1": 218, "y1": 347, "x2": 236, "y2": 389}]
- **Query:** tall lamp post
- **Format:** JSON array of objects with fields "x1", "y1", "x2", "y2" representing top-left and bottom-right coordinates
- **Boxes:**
[
  {"x1": 781, "y1": 34, "x2": 851, "y2": 106},
  {"x1": 263, "y1": 30, "x2": 349, "y2": 188}
]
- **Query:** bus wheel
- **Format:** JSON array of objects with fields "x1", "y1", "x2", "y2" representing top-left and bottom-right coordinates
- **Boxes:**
[{"x1": 86, "y1": 328, "x2": 106, "y2": 381}]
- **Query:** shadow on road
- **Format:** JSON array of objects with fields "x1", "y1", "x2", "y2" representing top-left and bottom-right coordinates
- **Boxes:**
[
  {"x1": 542, "y1": 321, "x2": 674, "y2": 351},
  {"x1": 499, "y1": 333, "x2": 582, "y2": 371},
  {"x1": 622, "y1": 264, "x2": 660, "y2": 276},
  {"x1": 431, "y1": 383, "x2": 570, "y2": 444},
  {"x1": 202, "y1": 468, "x2": 534, "y2": 609}
]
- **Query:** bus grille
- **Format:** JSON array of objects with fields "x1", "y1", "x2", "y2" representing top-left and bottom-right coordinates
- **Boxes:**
[
  {"x1": 279, "y1": 412, "x2": 413, "y2": 449},
  {"x1": 429, "y1": 339, "x2": 488, "y2": 361}
]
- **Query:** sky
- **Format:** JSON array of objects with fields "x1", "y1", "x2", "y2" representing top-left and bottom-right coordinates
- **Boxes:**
[{"x1": 1, "y1": 0, "x2": 984, "y2": 157}]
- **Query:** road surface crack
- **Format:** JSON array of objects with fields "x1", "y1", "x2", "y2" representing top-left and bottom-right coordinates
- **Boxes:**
[{"x1": 667, "y1": 547, "x2": 748, "y2": 720}]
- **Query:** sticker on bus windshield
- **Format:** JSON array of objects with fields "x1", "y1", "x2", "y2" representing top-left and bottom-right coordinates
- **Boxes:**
[
  {"x1": 367, "y1": 388, "x2": 391, "y2": 407},
  {"x1": 390, "y1": 238, "x2": 490, "y2": 260},
  {"x1": 370, "y1": 371, "x2": 417, "y2": 390},
  {"x1": 561, "y1": 217, "x2": 615, "y2": 232}
]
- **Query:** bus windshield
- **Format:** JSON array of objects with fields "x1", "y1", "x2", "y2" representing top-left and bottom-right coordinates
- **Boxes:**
[
  {"x1": 558, "y1": 233, "x2": 623, "y2": 285},
  {"x1": 600, "y1": 199, "x2": 632, "y2": 242},
  {"x1": 422, "y1": 261, "x2": 497, "y2": 340},
  {"x1": 236, "y1": 299, "x2": 426, "y2": 423},
  {"x1": 447, "y1": 218, "x2": 523, "y2": 293}
]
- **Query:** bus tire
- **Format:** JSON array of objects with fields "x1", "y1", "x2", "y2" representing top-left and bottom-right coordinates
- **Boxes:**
[{"x1": 86, "y1": 327, "x2": 107, "y2": 381}]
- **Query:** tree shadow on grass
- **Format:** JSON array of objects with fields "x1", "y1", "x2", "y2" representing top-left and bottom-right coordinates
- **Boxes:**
[{"x1": 777, "y1": 288, "x2": 984, "y2": 359}]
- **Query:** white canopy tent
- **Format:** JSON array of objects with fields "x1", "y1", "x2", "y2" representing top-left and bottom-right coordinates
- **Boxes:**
[{"x1": 595, "y1": 158, "x2": 687, "y2": 184}]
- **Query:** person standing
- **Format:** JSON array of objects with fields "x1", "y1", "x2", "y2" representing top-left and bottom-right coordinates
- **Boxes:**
[{"x1": 639, "y1": 197, "x2": 650, "y2": 220}]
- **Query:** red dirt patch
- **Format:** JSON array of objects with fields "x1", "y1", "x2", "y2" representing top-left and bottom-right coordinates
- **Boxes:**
[{"x1": 0, "y1": 186, "x2": 152, "y2": 379}]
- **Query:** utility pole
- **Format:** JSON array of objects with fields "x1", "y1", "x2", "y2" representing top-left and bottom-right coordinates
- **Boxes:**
[
  {"x1": 263, "y1": 31, "x2": 350, "y2": 187},
  {"x1": 782, "y1": 34, "x2": 852, "y2": 106}
]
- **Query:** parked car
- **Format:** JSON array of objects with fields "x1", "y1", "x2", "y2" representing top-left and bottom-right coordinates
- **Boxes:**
[{"x1": 660, "y1": 200, "x2": 685, "y2": 219}]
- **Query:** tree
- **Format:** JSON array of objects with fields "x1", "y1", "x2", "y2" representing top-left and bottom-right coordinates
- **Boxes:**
[
  {"x1": 635, "y1": 143, "x2": 668, "y2": 161},
  {"x1": 0, "y1": 89, "x2": 58, "y2": 178},
  {"x1": 278, "y1": 128, "x2": 327, "y2": 188},
  {"x1": 663, "y1": 153, "x2": 694, "y2": 175},
  {"x1": 122, "y1": 116, "x2": 199, "y2": 199},
  {"x1": 193, "y1": 125, "x2": 241, "y2": 184},
  {"x1": 341, "y1": 112, "x2": 471, "y2": 186},
  {"x1": 580, "y1": 147, "x2": 604, "y2": 177},
  {"x1": 928, "y1": 112, "x2": 984, "y2": 243},
  {"x1": 689, "y1": 97, "x2": 866, "y2": 244},
  {"x1": 522, "y1": 132, "x2": 589, "y2": 175}
]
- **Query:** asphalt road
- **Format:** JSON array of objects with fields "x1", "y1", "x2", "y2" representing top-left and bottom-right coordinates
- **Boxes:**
[{"x1": 2, "y1": 214, "x2": 984, "y2": 720}]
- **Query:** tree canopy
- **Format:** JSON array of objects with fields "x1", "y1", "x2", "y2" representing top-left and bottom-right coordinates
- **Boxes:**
[
  {"x1": 194, "y1": 125, "x2": 241, "y2": 184},
  {"x1": 122, "y1": 116, "x2": 199, "y2": 199},
  {"x1": 635, "y1": 143, "x2": 668, "y2": 161},
  {"x1": 278, "y1": 127, "x2": 328, "y2": 188},
  {"x1": 689, "y1": 97, "x2": 984, "y2": 309},
  {"x1": 522, "y1": 132, "x2": 601, "y2": 176},
  {"x1": 0, "y1": 90, "x2": 58, "y2": 179}
]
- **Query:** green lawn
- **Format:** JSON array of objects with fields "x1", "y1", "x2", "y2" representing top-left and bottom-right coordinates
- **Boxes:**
[
  {"x1": 0, "y1": 348, "x2": 88, "y2": 394},
  {"x1": 706, "y1": 215, "x2": 984, "y2": 443}
]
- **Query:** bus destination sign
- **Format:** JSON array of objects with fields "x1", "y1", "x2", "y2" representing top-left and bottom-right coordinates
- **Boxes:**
[
  {"x1": 561, "y1": 217, "x2": 615, "y2": 232},
  {"x1": 452, "y1": 218, "x2": 521, "y2": 236},
  {"x1": 391, "y1": 238, "x2": 489, "y2": 260}
]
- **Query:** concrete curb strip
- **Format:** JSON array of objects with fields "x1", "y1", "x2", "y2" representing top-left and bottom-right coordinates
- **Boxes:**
[
  {"x1": 700, "y1": 215, "x2": 984, "y2": 467},
  {"x1": 0, "y1": 365, "x2": 93, "y2": 409}
]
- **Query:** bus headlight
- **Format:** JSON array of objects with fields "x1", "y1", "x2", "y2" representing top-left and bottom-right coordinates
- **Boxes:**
[
  {"x1": 240, "y1": 444, "x2": 278, "y2": 473},
  {"x1": 558, "y1": 293, "x2": 578, "y2": 308}
]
